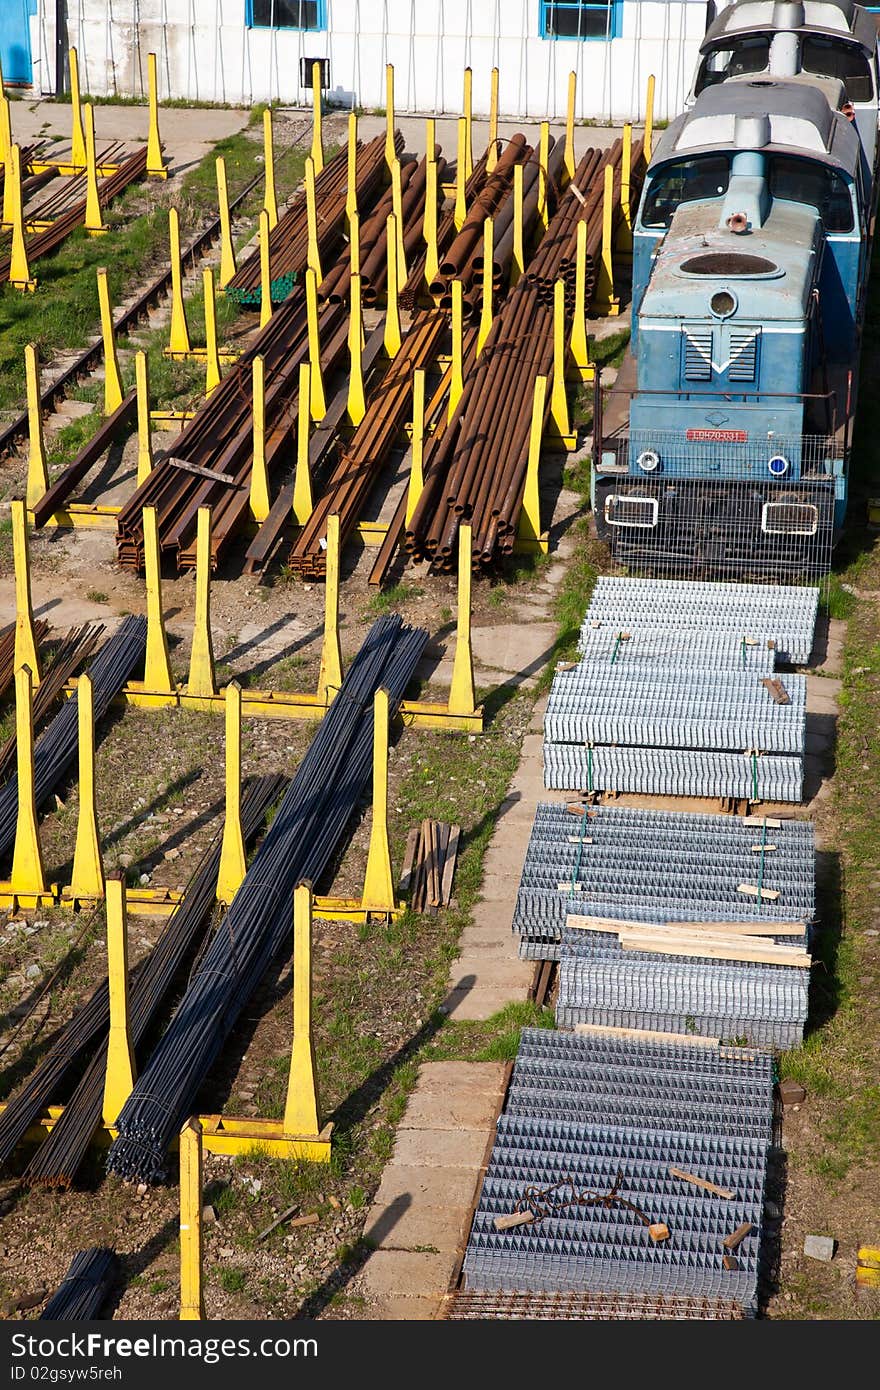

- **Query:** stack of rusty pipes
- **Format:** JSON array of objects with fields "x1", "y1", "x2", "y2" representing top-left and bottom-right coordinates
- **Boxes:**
[{"x1": 399, "y1": 153, "x2": 489, "y2": 310}]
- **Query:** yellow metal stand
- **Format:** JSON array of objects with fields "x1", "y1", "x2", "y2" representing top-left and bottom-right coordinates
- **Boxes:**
[
  {"x1": 462, "y1": 67, "x2": 474, "y2": 181},
  {"x1": 449, "y1": 279, "x2": 465, "y2": 421},
  {"x1": 305, "y1": 268, "x2": 327, "y2": 420},
  {"x1": 390, "y1": 159, "x2": 407, "y2": 285},
  {"x1": 511, "y1": 163, "x2": 524, "y2": 286},
  {"x1": 424, "y1": 137, "x2": 440, "y2": 288},
  {"x1": 305, "y1": 155, "x2": 322, "y2": 285},
  {"x1": 538, "y1": 121, "x2": 550, "y2": 229},
  {"x1": 345, "y1": 111, "x2": 358, "y2": 228},
  {"x1": 616, "y1": 123, "x2": 634, "y2": 256},
  {"x1": 263, "y1": 108, "x2": 278, "y2": 231},
  {"x1": 347, "y1": 274, "x2": 367, "y2": 425},
  {"x1": 4, "y1": 666, "x2": 52, "y2": 909},
  {"x1": 139, "y1": 506, "x2": 174, "y2": 696},
  {"x1": 293, "y1": 363, "x2": 314, "y2": 525},
  {"x1": 361, "y1": 689, "x2": 399, "y2": 914},
  {"x1": 250, "y1": 356, "x2": 271, "y2": 522},
  {"x1": 593, "y1": 164, "x2": 620, "y2": 316},
  {"x1": 24, "y1": 345, "x2": 49, "y2": 509},
  {"x1": 349, "y1": 208, "x2": 360, "y2": 279},
  {"x1": 384, "y1": 217, "x2": 402, "y2": 358},
  {"x1": 550, "y1": 279, "x2": 574, "y2": 447},
  {"x1": 517, "y1": 375, "x2": 549, "y2": 551},
  {"x1": 12, "y1": 499, "x2": 41, "y2": 686},
  {"x1": 188, "y1": 507, "x2": 217, "y2": 703},
  {"x1": 179, "y1": 1119, "x2": 206, "y2": 1321},
  {"x1": 146, "y1": 51, "x2": 166, "y2": 177},
  {"x1": 385, "y1": 64, "x2": 396, "y2": 173},
  {"x1": 283, "y1": 884, "x2": 324, "y2": 1137},
  {"x1": 203, "y1": 268, "x2": 222, "y2": 396},
  {"x1": 476, "y1": 216, "x2": 494, "y2": 357},
  {"x1": 135, "y1": 350, "x2": 155, "y2": 486},
  {"x1": 563, "y1": 72, "x2": 577, "y2": 184},
  {"x1": 405, "y1": 369, "x2": 426, "y2": 527},
  {"x1": 217, "y1": 682, "x2": 247, "y2": 906},
  {"x1": 102, "y1": 877, "x2": 137, "y2": 1126},
  {"x1": 487, "y1": 67, "x2": 500, "y2": 172},
  {"x1": 167, "y1": 207, "x2": 192, "y2": 355},
  {"x1": 310, "y1": 61, "x2": 324, "y2": 175},
  {"x1": 644, "y1": 74, "x2": 656, "y2": 164},
  {"x1": 8, "y1": 145, "x2": 35, "y2": 291},
  {"x1": 96, "y1": 269, "x2": 124, "y2": 414},
  {"x1": 454, "y1": 118, "x2": 467, "y2": 231},
  {"x1": 69, "y1": 47, "x2": 87, "y2": 170},
  {"x1": 569, "y1": 220, "x2": 594, "y2": 382},
  {"x1": 215, "y1": 156, "x2": 236, "y2": 288},
  {"x1": 449, "y1": 524, "x2": 477, "y2": 717},
  {"x1": 259, "y1": 208, "x2": 273, "y2": 330},
  {"x1": 83, "y1": 105, "x2": 106, "y2": 235},
  {"x1": 69, "y1": 673, "x2": 106, "y2": 904},
  {"x1": 1, "y1": 102, "x2": 15, "y2": 223},
  {"x1": 316, "y1": 514, "x2": 343, "y2": 705}
]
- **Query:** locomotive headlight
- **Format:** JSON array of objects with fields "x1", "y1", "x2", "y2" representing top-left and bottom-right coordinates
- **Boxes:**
[
  {"x1": 637, "y1": 449, "x2": 661, "y2": 473},
  {"x1": 710, "y1": 290, "x2": 737, "y2": 318},
  {"x1": 768, "y1": 455, "x2": 790, "y2": 477}
]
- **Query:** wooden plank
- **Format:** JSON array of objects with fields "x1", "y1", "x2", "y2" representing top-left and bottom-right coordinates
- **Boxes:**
[
  {"x1": 399, "y1": 827, "x2": 420, "y2": 895},
  {"x1": 669, "y1": 1166, "x2": 734, "y2": 1199},
  {"x1": 737, "y1": 883, "x2": 780, "y2": 901},
  {"x1": 493, "y1": 1211, "x2": 535, "y2": 1232},
  {"x1": 574, "y1": 1023, "x2": 720, "y2": 1048},
  {"x1": 750, "y1": 844, "x2": 777, "y2": 853},
  {"x1": 761, "y1": 677, "x2": 790, "y2": 705},
  {"x1": 566, "y1": 914, "x2": 805, "y2": 936},
  {"x1": 723, "y1": 1222, "x2": 753, "y2": 1252},
  {"x1": 440, "y1": 824, "x2": 461, "y2": 907},
  {"x1": 167, "y1": 455, "x2": 238, "y2": 486},
  {"x1": 618, "y1": 932, "x2": 810, "y2": 968}
]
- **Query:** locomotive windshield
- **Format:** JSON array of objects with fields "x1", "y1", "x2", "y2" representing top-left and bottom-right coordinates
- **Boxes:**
[
  {"x1": 642, "y1": 153, "x2": 855, "y2": 233},
  {"x1": 695, "y1": 35, "x2": 873, "y2": 102},
  {"x1": 641, "y1": 155, "x2": 730, "y2": 227}
]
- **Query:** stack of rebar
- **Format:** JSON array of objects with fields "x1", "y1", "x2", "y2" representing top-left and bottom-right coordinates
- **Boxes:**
[
  {"x1": 0, "y1": 624, "x2": 103, "y2": 784},
  {"x1": 40, "y1": 1248, "x2": 118, "y2": 1320},
  {"x1": 107, "y1": 614, "x2": 427, "y2": 1183},
  {"x1": 0, "y1": 620, "x2": 50, "y2": 703}
]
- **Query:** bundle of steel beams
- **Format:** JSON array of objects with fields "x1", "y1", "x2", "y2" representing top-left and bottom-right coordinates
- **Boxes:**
[
  {"x1": 39, "y1": 1248, "x2": 118, "y2": 1320},
  {"x1": 107, "y1": 614, "x2": 427, "y2": 1183}
]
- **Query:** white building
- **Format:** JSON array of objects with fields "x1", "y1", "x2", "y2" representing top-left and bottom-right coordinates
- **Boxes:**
[{"x1": 6, "y1": 2, "x2": 716, "y2": 122}]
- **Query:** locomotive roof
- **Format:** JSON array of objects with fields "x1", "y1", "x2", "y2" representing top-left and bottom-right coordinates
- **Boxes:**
[
  {"x1": 651, "y1": 78, "x2": 862, "y2": 175},
  {"x1": 702, "y1": 0, "x2": 877, "y2": 54}
]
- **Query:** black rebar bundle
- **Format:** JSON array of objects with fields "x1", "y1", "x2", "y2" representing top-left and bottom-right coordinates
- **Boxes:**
[
  {"x1": 23, "y1": 775, "x2": 286, "y2": 1189},
  {"x1": 0, "y1": 623, "x2": 104, "y2": 785},
  {"x1": 107, "y1": 614, "x2": 427, "y2": 1183},
  {"x1": 0, "y1": 617, "x2": 147, "y2": 862},
  {"x1": 40, "y1": 1247, "x2": 118, "y2": 1319}
]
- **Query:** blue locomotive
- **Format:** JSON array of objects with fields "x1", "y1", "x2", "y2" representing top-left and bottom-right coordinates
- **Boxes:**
[{"x1": 593, "y1": 6, "x2": 878, "y2": 577}]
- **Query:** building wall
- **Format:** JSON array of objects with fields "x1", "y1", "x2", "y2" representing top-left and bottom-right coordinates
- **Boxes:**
[{"x1": 32, "y1": 1, "x2": 708, "y2": 121}]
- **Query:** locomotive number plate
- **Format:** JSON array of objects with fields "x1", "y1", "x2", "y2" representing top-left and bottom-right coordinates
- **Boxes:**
[{"x1": 686, "y1": 428, "x2": 748, "y2": 442}]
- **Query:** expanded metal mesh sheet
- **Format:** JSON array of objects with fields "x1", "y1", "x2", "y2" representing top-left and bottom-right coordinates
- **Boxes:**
[
  {"x1": 576, "y1": 627, "x2": 778, "y2": 673},
  {"x1": 543, "y1": 744, "x2": 803, "y2": 801},
  {"x1": 445, "y1": 1289, "x2": 746, "y2": 1319}
]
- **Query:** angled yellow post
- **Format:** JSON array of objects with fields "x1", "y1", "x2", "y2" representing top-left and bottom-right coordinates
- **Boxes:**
[
  {"x1": 83, "y1": 105, "x2": 106, "y2": 233},
  {"x1": 179, "y1": 1119, "x2": 205, "y2": 1321},
  {"x1": 487, "y1": 67, "x2": 499, "y2": 172},
  {"x1": 511, "y1": 162, "x2": 524, "y2": 286},
  {"x1": 448, "y1": 279, "x2": 464, "y2": 421},
  {"x1": 10, "y1": 665, "x2": 47, "y2": 899},
  {"x1": 462, "y1": 67, "x2": 473, "y2": 180},
  {"x1": 142, "y1": 505, "x2": 174, "y2": 694},
  {"x1": 70, "y1": 673, "x2": 105, "y2": 902},
  {"x1": 538, "y1": 120, "x2": 550, "y2": 228},
  {"x1": 202, "y1": 267, "x2": 222, "y2": 396},
  {"x1": 292, "y1": 364, "x2": 314, "y2": 525},
  {"x1": 12, "y1": 499, "x2": 40, "y2": 686},
  {"x1": 595, "y1": 163, "x2": 619, "y2": 314},
  {"x1": 345, "y1": 110, "x2": 358, "y2": 228},
  {"x1": 188, "y1": 507, "x2": 217, "y2": 701},
  {"x1": 644, "y1": 73, "x2": 656, "y2": 164},
  {"x1": 305, "y1": 268, "x2": 327, "y2": 420},
  {"x1": 349, "y1": 208, "x2": 360, "y2": 278},
  {"x1": 2, "y1": 109, "x2": 17, "y2": 224},
  {"x1": 390, "y1": 158, "x2": 407, "y2": 287},
  {"x1": 168, "y1": 207, "x2": 192, "y2": 354},
  {"x1": 135, "y1": 351, "x2": 155, "y2": 486},
  {"x1": 258, "y1": 207, "x2": 273, "y2": 330},
  {"x1": 311, "y1": 60, "x2": 324, "y2": 175},
  {"x1": 476, "y1": 216, "x2": 494, "y2": 357},
  {"x1": 0, "y1": 65, "x2": 11, "y2": 169},
  {"x1": 146, "y1": 51, "x2": 166, "y2": 177},
  {"x1": 250, "y1": 355, "x2": 271, "y2": 522},
  {"x1": 517, "y1": 375, "x2": 547, "y2": 544},
  {"x1": 97, "y1": 268, "x2": 123, "y2": 414},
  {"x1": 405, "y1": 368, "x2": 425, "y2": 527},
  {"x1": 24, "y1": 345, "x2": 49, "y2": 509},
  {"x1": 102, "y1": 876, "x2": 136, "y2": 1126},
  {"x1": 316, "y1": 513, "x2": 343, "y2": 704},
  {"x1": 347, "y1": 274, "x2": 366, "y2": 425},
  {"x1": 550, "y1": 280, "x2": 571, "y2": 439},
  {"x1": 424, "y1": 145, "x2": 439, "y2": 287},
  {"x1": 617, "y1": 122, "x2": 633, "y2": 253},
  {"x1": 305, "y1": 155, "x2": 322, "y2": 285},
  {"x1": 217, "y1": 681, "x2": 246, "y2": 905},
  {"x1": 570, "y1": 220, "x2": 593, "y2": 381},
  {"x1": 449, "y1": 524, "x2": 476, "y2": 716},
  {"x1": 361, "y1": 687, "x2": 395, "y2": 912},
  {"x1": 563, "y1": 71, "x2": 577, "y2": 184},
  {"x1": 8, "y1": 145, "x2": 35, "y2": 291},
  {"x1": 69, "y1": 47, "x2": 86, "y2": 169},
  {"x1": 384, "y1": 218, "x2": 402, "y2": 358},
  {"x1": 384, "y1": 63, "x2": 396, "y2": 172},
  {"x1": 215, "y1": 156, "x2": 236, "y2": 287},
  {"x1": 263, "y1": 107, "x2": 278, "y2": 230},
  {"x1": 454, "y1": 118, "x2": 467, "y2": 230},
  {"x1": 283, "y1": 883, "x2": 321, "y2": 1137}
]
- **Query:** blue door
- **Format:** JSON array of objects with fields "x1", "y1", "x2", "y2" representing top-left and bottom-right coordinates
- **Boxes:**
[{"x1": 0, "y1": 0, "x2": 33, "y2": 86}]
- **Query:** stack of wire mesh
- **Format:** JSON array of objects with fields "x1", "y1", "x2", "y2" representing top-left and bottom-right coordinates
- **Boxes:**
[
  {"x1": 106, "y1": 615, "x2": 427, "y2": 1184},
  {"x1": 457, "y1": 1028, "x2": 774, "y2": 1318},
  {"x1": 40, "y1": 1248, "x2": 118, "y2": 1320},
  {"x1": 513, "y1": 804, "x2": 815, "y2": 960}
]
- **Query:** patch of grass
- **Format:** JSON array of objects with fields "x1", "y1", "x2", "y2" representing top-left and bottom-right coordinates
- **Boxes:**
[
  {"x1": 425, "y1": 1001, "x2": 555, "y2": 1063},
  {"x1": 821, "y1": 574, "x2": 857, "y2": 621},
  {"x1": 219, "y1": 1266, "x2": 248, "y2": 1295},
  {"x1": 365, "y1": 582, "x2": 424, "y2": 615},
  {"x1": 86, "y1": 589, "x2": 108, "y2": 604}
]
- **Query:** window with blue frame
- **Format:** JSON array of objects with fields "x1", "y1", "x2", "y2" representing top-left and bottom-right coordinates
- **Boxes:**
[
  {"x1": 540, "y1": 1, "x2": 622, "y2": 41},
  {"x1": 246, "y1": 0, "x2": 326, "y2": 29}
]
